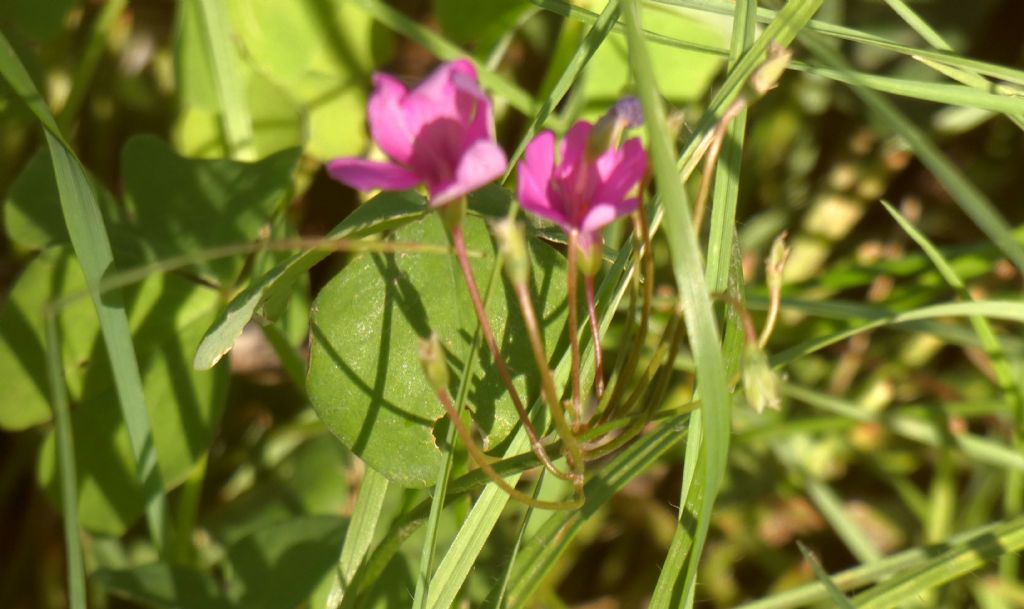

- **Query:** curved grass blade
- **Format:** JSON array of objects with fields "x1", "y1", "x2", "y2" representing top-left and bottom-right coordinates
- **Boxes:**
[
  {"x1": 796, "y1": 30, "x2": 1024, "y2": 275},
  {"x1": 192, "y1": 0, "x2": 256, "y2": 160},
  {"x1": 194, "y1": 190, "x2": 427, "y2": 370},
  {"x1": 0, "y1": 31, "x2": 171, "y2": 551},
  {"x1": 796, "y1": 541, "x2": 857, "y2": 609},
  {"x1": 650, "y1": 0, "x2": 1024, "y2": 86},
  {"x1": 852, "y1": 518, "x2": 1024, "y2": 608},
  {"x1": 44, "y1": 310, "x2": 86, "y2": 609},
  {"x1": 738, "y1": 516, "x2": 1024, "y2": 609},
  {"x1": 771, "y1": 300, "x2": 1024, "y2": 367},
  {"x1": 882, "y1": 199, "x2": 1024, "y2": 580},
  {"x1": 626, "y1": 0, "x2": 822, "y2": 605}
]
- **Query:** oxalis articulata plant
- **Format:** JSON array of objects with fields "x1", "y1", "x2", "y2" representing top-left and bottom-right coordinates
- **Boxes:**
[{"x1": 328, "y1": 59, "x2": 789, "y2": 510}]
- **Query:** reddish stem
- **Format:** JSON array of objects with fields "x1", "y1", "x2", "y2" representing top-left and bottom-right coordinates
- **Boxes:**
[
  {"x1": 566, "y1": 232, "x2": 583, "y2": 425},
  {"x1": 450, "y1": 224, "x2": 573, "y2": 481},
  {"x1": 584, "y1": 276, "x2": 605, "y2": 398}
]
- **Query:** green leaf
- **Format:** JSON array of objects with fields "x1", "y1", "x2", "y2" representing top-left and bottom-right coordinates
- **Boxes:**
[
  {"x1": 96, "y1": 563, "x2": 227, "y2": 609},
  {"x1": 97, "y1": 518, "x2": 357, "y2": 609},
  {"x1": 4, "y1": 0, "x2": 77, "y2": 41},
  {"x1": 0, "y1": 248, "x2": 95, "y2": 430},
  {"x1": 307, "y1": 212, "x2": 569, "y2": 487},
  {"x1": 582, "y1": 0, "x2": 727, "y2": 112},
  {"x1": 194, "y1": 189, "x2": 428, "y2": 370},
  {"x1": 173, "y1": 66, "x2": 304, "y2": 159},
  {"x1": 203, "y1": 434, "x2": 351, "y2": 546},
  {"x1": 36, "y1": 270, "x2": 229, "y2": 535},
  {"x1": 434, "y1": 0, "x2": 532, "y2": 48},
  {"x1": 1, "y1": 29, "x2": 172, "y2": 550},
  {"x1": 226, "y1": 516, "x2": 347, "y2": 609},
  {"x1": 3, "y1": 148, "x2": 121, "y2": 250},
  {"x1": 120, "y1": 135, "x2": 300, "y2": 287},
  {"x1": 225, "y1": 0, "x2": 393, "y2": 160}
]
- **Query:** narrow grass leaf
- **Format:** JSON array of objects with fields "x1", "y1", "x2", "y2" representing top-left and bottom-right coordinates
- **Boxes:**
[
  {"x1": 624, "y1": 0, "x2": 741, "y2": 604},
  {"x1": 738, "y1": 516, "x2": 1024, "y2": 609},
  {"x1": 796, "y1": 541, "x2": 857, "y2": 609},
  {"x1": 650, "y1": 0, "x2": 1024, "y2": 86},
  {"x1": 324, "y1": 468, "x2": 389, "y2": 609},
  {"x1": 193, "y1": 0, "x2": 256, "y2": 160},
  {"x1": 44, "y1": 310, "x2": 86, "y2": 609},
  {"x1": 0, "y1": 31, "x2": 171, "y2": 551},
  {"x1": 786, "y1": 63, "x2": 1024, "y2": 115},
  {"x1": 852, "y1": 518, "x2": 1024, "y2": 608},
  {"x1": 782, "y1": 383, "x2": 1024, "y2": 474},
  {"x1": 797, "y1": 31, "x2": 1024, "y2": 274},
  {"x1": 772, "y1": 300, "x2": 1024, "y2": 367}
]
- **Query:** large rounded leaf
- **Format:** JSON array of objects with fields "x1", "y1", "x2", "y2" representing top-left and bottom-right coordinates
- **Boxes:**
[{"x1": 307, "y1": 212, "x2": 568, "y2": 487}]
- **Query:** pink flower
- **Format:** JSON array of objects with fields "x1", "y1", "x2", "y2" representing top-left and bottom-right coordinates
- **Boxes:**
[
  {"x1": 327, "y1": 60, "x2": 508, "y2": 207},
  {"x1": 516, "y1": 121, "x2": 646, "y2": 251}
]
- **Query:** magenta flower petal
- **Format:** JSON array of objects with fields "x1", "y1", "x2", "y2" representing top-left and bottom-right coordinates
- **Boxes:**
[
  {"x1": 429, "y1": 139, "x2": 508, "y2": 207},
  {"x1": 594, "y1": 138, "x2": 647, "y2": 205},
  {"x1": 516, "y1": 113, "x2": 648, "y2": 257},
  {"x1": 581, "y1": 198, "x2": 640, "y2": 234},
  {"x1": 555, "y1": 121, "x2": 593, "y2": 184},
  {"x1": 402, "y1": 60, "x2": 478, "y2": 137},
  {"x1": 367, "y1": 73, "x2": 415, "y2": 165},
  {"x1": 326, "y1": 158, "x2": 422, "y2": 192},
  {"x1": 517, "y1": 131, "x2": 569, "y2": 225},
  {"x1": 327, "y1": 59, "x2": 507, "y2": 206}
]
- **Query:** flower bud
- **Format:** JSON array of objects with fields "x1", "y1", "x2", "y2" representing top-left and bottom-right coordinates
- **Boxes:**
[
  {"x1": 766, "y1": 231, "x2": 790, "y2": 295},
  {"x1": 492, "y1": 218, "x2": 530, "y2": 285},
  {"x1": 577, "y1": 239, "x2": 604, "y2": 277},
  {"x1": 586, "y1": 96, "x2": 644, "y2": 159},
  {"x1": 742, "y1": 343, "x2": 782, "y2": 414},
  {"x1": 749, "y1": 43, "x2": 792, "y2": 97},
  {"x1": 440, "y1": 196, "x2": 467, "y2": 233},
  {"x1": 418, "y1": 333, "x2": 450, "y2": 394}
]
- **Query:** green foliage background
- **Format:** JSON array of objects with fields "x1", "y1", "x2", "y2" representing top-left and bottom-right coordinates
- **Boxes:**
[{"x1": 1, "y1": 0, "x2": 1024, "y2": 608}]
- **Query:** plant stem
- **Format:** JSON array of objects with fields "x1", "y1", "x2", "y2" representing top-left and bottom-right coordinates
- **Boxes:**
[
  {"x1": 513, "y1": 281, "x2": 586, "y2": 484},
  {"x1": 585, "y1": 276, "x2": 605, "y2": 398},
  {"x1": 598, "y1": 207, "x2": 654, "y2": 424},
  {"x1": 567, "y1": 231, "x2": 583, "y2": 425},
  {"x1": 449, "y1": 223, "x2": 572, "y2": 481},
  {"x1": 434, "y1": 388, "x2": 582, "y2": 510}
]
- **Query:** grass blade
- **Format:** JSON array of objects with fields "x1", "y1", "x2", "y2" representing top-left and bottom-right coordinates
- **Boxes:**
[
  {"x1": 44, "y1": 309, "x2": 86, "y2": 609},
  {"x1": 649, "y1": 0, "x2": 1024, "y2": 86},
  {"x1": 624, "y1": 0, "x2": 742, "y2": 604},
  {"x1": 796, "y1": 31, "x2": 1024, "y2": 275},
  {"x1": 881, "y1": 199, "x2": 1024, "y2": 580},
  {"x1": 796, "y1": 541, "x2": 857, "y2": 609},
  {"x1": 852, "y1": 518, "x2": 1024, "y2": 608},
  {"x1": 192, "y1": 0, "x2": 256, "y2": 160},
  {"x1": 739, "y1": 517, "x2": 1024, "y2": 609},
  {"x1": 324, "y1": 468, "x2": 390, "y2": 609},
  {"x1": 782, "y1": 383, "x2": 1024, "y2": 474},
  {"x1": 0, "y1": 31, "x2": 171, "y2": 551}
]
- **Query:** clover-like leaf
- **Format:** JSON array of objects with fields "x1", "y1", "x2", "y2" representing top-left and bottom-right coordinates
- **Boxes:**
[{"x1": 307, "y1": 212, "x2": 568, "y2": 487}]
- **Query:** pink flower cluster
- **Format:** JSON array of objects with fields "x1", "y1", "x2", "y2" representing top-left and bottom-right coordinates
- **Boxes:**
[{"x1": 328, "y1": 59, "x2": 647, "y2": 256}]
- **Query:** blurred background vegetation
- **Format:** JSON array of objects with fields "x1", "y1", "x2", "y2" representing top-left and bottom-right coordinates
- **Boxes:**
[{"x1": 1, "y1": 0, "x2": 1023, "y2": 607}]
